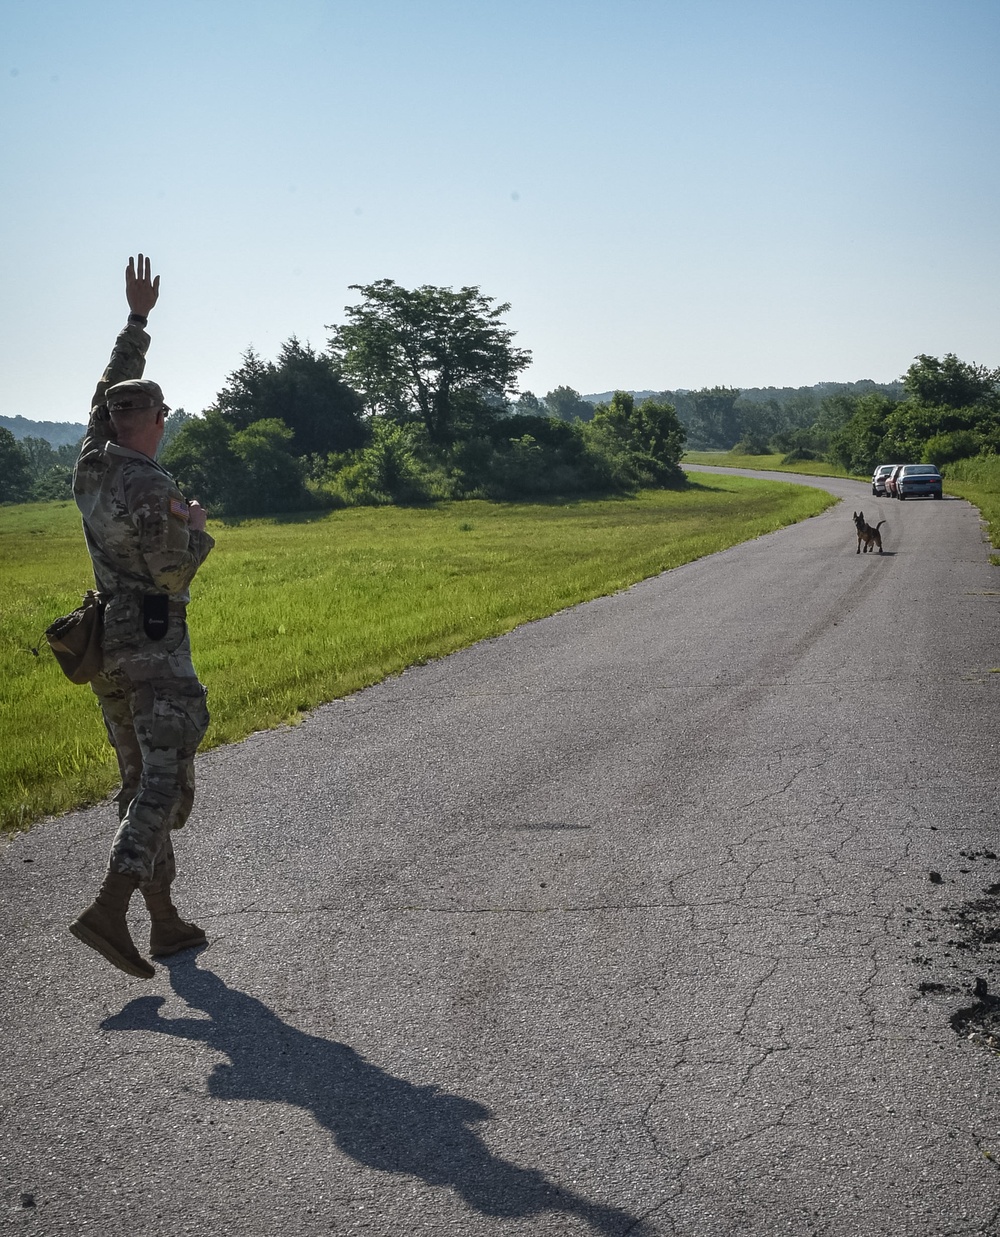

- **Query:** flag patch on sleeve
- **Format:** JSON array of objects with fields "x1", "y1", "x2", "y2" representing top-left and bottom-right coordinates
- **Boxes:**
[{"x1": 169, "y1": 498, "x2": 190, "y2": 519}]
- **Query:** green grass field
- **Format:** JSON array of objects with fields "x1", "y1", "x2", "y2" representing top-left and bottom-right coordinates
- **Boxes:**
[
  {"x1": 682, "y1": 449, "x2": 857, "y2": 478},
  {"x1": 2, "y1": 475, "x2": 836, "y2": 833}
]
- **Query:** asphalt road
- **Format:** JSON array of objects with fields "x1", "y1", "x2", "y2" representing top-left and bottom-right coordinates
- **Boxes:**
[{"x1": 3, "y1": 469, "x2": 1000, "y2": 1236}]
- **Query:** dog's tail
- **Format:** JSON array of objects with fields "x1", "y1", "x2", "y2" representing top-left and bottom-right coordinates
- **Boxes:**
[{"x1": 875, "y1": 520, "x2": 886, "y2": 532}]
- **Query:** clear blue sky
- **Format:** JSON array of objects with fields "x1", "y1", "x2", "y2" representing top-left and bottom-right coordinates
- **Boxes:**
[{"x1": 3, "y1": 0, "x2": 999, "y2": 423}]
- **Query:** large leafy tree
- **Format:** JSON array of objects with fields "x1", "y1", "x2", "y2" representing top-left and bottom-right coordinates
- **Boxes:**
[
  {"x1": 216, "y1": 338, "x2": 365, "y2": 457},
  {"x1": 327, "y1": 280, "x2": 532, "y2": 444},
  {"x1": 903, "y1": 354, "x2": 998, "y2": 410},
  {"x1": 159, "y1": 408, "x2": 196, "y2": 453},
  {"x1": 828, "y1": 393, "x2": 899, "y2": 474}
]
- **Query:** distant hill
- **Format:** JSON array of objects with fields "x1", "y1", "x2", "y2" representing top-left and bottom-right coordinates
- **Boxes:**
[
  {"x1": 583, "y1": 390, "x2": 659, "y2": 404},
  {"x1": 0, "y1": 415, "x2": 86, "y2": 447}
]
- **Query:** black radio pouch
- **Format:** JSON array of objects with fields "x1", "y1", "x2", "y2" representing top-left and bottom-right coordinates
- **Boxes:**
[{"x1": 143, "y1": 594, "x2": 170, "y2": 641}]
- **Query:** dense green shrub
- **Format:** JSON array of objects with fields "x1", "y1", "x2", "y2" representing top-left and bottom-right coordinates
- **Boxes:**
[
  {"x1": 31, "y1": 466, "x2": 73, "y2": 501},
  {"x1": 922, "y1": 430, "x2": 983, "y2": 467},
  {"x1": 582, "y1": 393, "x2": 686, "y2": 490},
  {"x1": 162, "y1": 411, "x2": 314, "y2": 516},
  {"x1": 323, "y1": 422, "x2": 435, "y2": 506},
  {"x1": 731, "y1": 436, "x2": 770, "y2": 455}
]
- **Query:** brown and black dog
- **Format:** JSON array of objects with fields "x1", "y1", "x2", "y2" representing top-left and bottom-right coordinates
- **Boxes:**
[{"x1": 853, "y1": 511, "x2": 885, "y2": 554}]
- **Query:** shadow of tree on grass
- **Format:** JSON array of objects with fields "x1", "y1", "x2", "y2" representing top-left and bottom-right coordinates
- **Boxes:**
[{"x1": 101, "y1": 955, "x2": 648, "y2": 1235}]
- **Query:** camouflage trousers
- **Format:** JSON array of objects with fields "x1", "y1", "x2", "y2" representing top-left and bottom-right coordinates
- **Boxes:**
[{"x1": 91, "y1": 627, "x2": 209, "y2": 885}]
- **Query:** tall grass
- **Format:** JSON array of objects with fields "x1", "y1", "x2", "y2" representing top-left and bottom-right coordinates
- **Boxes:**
[
  {"x1": 942, "y1": 455, "x2": 1000, "y2": 553},
  {"x1": 2, "y1": 476, "x2": 835, "y2": 833}
]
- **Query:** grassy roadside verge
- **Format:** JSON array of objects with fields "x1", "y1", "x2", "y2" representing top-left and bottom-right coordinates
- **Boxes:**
[
  {"x1": 941, "y1": 456, "x2": 1000, "y2": 556},
  {"x1": 2, "y1": 474, "x2": 836, "y2": 834}
]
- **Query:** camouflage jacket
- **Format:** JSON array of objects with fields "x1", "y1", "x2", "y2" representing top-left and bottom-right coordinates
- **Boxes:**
[{"x1": 73, "y1": 323, "x2": 214, "y2": 627}]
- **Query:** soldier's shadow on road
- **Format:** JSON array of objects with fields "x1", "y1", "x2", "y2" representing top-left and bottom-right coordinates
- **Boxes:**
[{"x1": 101, "y1": 956, "x2": 646, "y2": 1236}]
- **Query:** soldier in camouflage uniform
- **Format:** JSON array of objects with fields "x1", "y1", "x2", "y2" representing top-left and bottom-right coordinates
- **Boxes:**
[{"x1": 70, "y1": 255, "x2": 215, "y2": 979}]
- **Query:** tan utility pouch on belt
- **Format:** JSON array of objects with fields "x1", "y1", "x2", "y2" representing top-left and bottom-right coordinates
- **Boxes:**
[{"x1": 45, "y1": 590, "x2": 105, "y2": 684}]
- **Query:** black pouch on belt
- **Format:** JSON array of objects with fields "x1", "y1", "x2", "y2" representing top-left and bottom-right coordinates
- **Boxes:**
[{"x1": 143, "y1": 594, "x2": 170, "y2": 641}]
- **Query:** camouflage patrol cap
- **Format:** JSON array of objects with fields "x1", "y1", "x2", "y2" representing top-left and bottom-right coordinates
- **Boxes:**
[{"x1": 106, "y1": 379, "x2": 170, "y2": 414}]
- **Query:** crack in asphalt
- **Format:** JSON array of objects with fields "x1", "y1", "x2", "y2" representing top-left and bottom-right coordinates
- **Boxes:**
[
  {"x1": 734, "y1": 1028, "x2": 793, "y2": 1100},
  {"x1": 734, "y1": 960, "x2": 782, "y2": 1040},
  {"x1": 731, "y1": 762, "x2": 832, "y2": 813}
]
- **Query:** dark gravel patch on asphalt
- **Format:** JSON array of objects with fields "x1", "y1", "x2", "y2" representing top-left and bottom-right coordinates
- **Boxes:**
[{"x1": 910, "y1": 848, "x2": 1000, "y2": 1055}]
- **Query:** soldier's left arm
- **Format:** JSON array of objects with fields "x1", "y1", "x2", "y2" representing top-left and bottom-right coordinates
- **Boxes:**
[{"x1": 129, "y1": 472, "x2": 215, "y2": 594}]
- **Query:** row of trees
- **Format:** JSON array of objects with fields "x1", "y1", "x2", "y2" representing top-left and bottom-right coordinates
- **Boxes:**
[
  {"x1": 160, "y1": 280, "x2": 687, "y2": 515},
  {"x1": 651, "y1": 355, "x2": 998, "y2": 476},
  {"x1": 3, "y1": 274, "x2": 996, "y2": 509},
  {"x1": 827, "y1": 355, "x2": 1000, "y2": 475},
  {"x1": 701, "y1": 355, "x2": 1000, "y2": 474},
  {"x1": 663, "y1": 380, "x2": 907, "y2": 455},
  {"x1": 0, "y1": 432, "x2": 79, "y2": 503},
  {"x1": 0, "y1": 412, "x2": 194, "y2": 504}
]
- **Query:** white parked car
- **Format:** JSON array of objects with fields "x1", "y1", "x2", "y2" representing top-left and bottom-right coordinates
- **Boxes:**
[{"x1": 871, "y1": 464, "x2": 896, "y2": 497}]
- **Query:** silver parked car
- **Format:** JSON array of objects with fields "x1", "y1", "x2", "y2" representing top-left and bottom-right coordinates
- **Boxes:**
[{"x1": 896, "y1": 464, "x2": 943, "y2": 499}]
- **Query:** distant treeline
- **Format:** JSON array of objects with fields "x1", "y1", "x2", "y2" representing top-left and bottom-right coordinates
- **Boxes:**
[
  {"x1": 2, "y1": 280, "x2": 997, "y2": 509},
  {"x1": 543, "y1": 362, "x2": 1000, "y2": 477},
  {"x1": 664, "y1": 358, "x2": 998, "y2": 475},
  {"x1": 537, "y1": 379, "x2": 908, "y2": 455},
  {"x1": 0, "y1": 414, "x2": 189, "y2": 505}
]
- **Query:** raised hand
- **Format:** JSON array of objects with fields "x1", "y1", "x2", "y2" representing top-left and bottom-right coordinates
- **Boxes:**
[{"x1": 125, "y1": 253, "x2": 160, "y2": 317}]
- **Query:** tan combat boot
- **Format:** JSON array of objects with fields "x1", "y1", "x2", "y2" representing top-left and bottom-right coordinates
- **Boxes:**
[
  {"x1": 142, "y1": 881, "x2": 207, "y2": 957},
  {"x1": 70, "y1": 870, "x2": 155, "y2": 979}
]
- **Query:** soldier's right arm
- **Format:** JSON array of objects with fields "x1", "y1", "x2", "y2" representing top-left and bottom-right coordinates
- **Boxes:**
[
  {"x1": 79, "y1": 256, "x2": 159, "y2": 462},
  {"x1": 79, "y1": 324, "x2": 152, "y2": 458}
]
